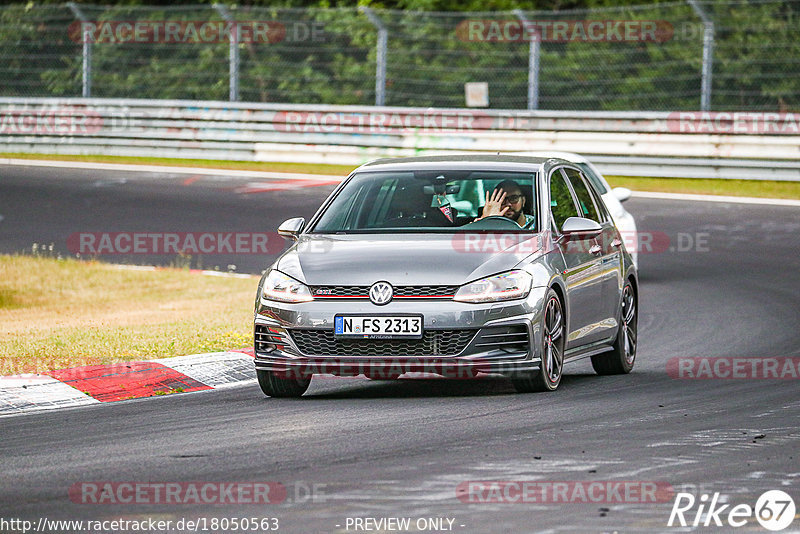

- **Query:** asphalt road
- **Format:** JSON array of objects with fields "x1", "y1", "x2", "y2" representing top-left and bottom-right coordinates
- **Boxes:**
[
  {"x1": 0, "y1": 165, "x2": 333, "y2": 273},
  {"x1": 2, "y1": 164, "x2": 800, "y2": 533}
]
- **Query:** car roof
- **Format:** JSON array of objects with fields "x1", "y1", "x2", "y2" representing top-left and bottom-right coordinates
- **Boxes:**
[
  {"x1": 512, "y1": 151, "x2": 590, "y2": 164},
  {"x1": 356, "y1": 154, "x2": 561, "y2": 173}
]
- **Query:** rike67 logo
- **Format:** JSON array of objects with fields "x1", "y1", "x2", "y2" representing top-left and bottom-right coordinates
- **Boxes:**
[{"x1": 668, "y1": 490, "x2": 796, "y2": 531}]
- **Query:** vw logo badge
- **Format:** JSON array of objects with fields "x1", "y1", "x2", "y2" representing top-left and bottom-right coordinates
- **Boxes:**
[{"x1": 369, "y1": 281, "x2": 393, "y2": 305}]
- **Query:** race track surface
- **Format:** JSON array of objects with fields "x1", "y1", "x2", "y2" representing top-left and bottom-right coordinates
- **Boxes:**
[{"x1": 1, "y1": 164, "x2": 799, "y2": 533}]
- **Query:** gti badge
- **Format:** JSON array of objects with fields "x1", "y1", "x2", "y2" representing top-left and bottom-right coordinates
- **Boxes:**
[{"x1": 369, "y1": 281, "x2": 393, "y2": 305}]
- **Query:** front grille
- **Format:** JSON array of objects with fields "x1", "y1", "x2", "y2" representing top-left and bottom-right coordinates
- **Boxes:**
[
  {"x1": 255, "y1": 325, "x2": 286, "y2": 352},
  {"x1": 395, "y1": 285, "x2": 458, "y2": 297},
  {"x1": 312, "y1": 286, "x2": 369, "y2": 298},
  {"x1": 473, "y1": 325, "x2": 530, "y2": 352},
  {"x1": 310, "y1": 285, "x2": 457, "y2": 299},
  {"x1": 288, "y1": 329, "x2": 476, "y2": 357}
]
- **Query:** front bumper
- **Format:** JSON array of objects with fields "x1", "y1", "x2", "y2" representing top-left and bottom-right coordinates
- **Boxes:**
[{"x1": 253, "y1": 289, "x2": 547, "y2": 378}]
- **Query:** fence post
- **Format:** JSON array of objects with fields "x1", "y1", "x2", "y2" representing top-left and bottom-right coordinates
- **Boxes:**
[
  {"x1": 687, "y1": 0, "x2": 714, "y2": 111},
  {"x1": 513, "y1": 9, "x2": 539, "y2": 110},
  {"x1": 67, "y1": 3, "x2": 91, "y2": 98},
  {"x1": 214, "y1": 4, "x2": 239, "y2": 102},
  {"x1": 360, "y1": 7, "x2": 387, "y2": 107}
]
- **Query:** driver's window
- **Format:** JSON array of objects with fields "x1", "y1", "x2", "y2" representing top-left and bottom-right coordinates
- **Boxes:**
[{"x1": 549, "y1": 169, "x2": 579, "y2": 231}]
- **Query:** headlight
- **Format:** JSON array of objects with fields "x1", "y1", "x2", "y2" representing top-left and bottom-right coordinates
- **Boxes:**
[
  {"x1": 453, "y1": 270, "x2": 532, "y2": 303},
  {"x1": 262, "y1": 270, "x2": 314, "y2": 303}
]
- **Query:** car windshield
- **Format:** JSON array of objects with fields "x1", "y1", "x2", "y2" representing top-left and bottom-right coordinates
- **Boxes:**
[{"x1": 310, "y1": 170, "x2": 539, "y2": 234}]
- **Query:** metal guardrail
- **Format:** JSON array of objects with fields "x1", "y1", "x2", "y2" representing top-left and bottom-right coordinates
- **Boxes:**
[{"x1": 1, "y1": 98, "x2": 798, "y2": 180}]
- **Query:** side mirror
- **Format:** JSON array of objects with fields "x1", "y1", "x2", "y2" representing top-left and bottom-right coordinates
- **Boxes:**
[
  {"x1": 277, "y1": 217, "x2": 305, "y2": 240},
  {"x1": 612, "y1": 187, "x2": 632, "y2": 203},
  {"x1": 561, "y1": 216, "x2": 602, "y2": 237}
]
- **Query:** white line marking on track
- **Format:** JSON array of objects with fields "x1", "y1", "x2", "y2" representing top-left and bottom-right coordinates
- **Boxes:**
[
  {"x1": 0, "y1": 158, "x2": 346, "y2": 182},
  {"x1": 633, "y1": 191, "x2": 800, "y2": 207}
]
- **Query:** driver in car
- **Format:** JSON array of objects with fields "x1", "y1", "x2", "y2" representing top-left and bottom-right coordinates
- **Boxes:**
[{"x1": 475, "y1": 180, "x2": 535, "y2": 229}]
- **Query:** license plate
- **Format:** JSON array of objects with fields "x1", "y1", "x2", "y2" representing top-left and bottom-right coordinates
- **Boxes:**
[{"x1": 334, "y1": 315, "x2": 423, "y2": 339}]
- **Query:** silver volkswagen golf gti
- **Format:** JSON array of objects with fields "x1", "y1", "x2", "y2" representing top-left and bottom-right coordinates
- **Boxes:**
[{"x1": 254, "y1": 155, "x2": 638, "y2": 397}]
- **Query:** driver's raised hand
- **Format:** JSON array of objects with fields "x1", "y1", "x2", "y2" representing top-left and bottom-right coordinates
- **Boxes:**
[{"x1": 477, "y1": 189, "x2": 510, "y2": 220}]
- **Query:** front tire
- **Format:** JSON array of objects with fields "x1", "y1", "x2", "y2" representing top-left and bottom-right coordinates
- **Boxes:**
[
  {"x1": 512, "y1": 289, "x2": 565, "y2": 393},
  {"x1": 257, "y1": 369, "x2": 311, "y2": 398},
  {"x1": 592, "y1": 281, "x2": 637, "y2": 375}
]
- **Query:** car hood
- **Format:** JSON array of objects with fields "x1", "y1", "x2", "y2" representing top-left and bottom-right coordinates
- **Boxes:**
[{"x1": 276, "y1": 233, "x2": 543, "y2": 286}]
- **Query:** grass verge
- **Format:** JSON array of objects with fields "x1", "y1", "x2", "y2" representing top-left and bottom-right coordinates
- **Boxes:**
[
  {"x1": 3, "y1": 152, "x2": 800, "y2": 200},
  {"x1": 0, "y1": 254, "x2": 257, "y2": 375}
]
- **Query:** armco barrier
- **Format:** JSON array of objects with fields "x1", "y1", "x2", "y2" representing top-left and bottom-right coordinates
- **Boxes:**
[{"x1": 1, "y1": 98, "x2": 798, "y2": 180}]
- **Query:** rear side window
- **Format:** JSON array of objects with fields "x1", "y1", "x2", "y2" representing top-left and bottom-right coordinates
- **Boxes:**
[
  {"x1": 549, "y1": 169, "x2": 579, "y2": 231},
  {"x1": 563, "y1": 168, "x2": 600, "y2": 222},
  {"x1": 578, "y1": 163, "x2": 608, "y2": 194},
  {"x1": 586, "y1": 178, "x2": 612, "y2": 224}
]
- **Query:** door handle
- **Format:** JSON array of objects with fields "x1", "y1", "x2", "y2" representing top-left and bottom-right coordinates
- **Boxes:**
[
  {"x1": 589, "y1": 244, "x2": 602, "y2": 255},
  {"x1": 611, "y1": 238, "x2": 622, "y2": 248}
]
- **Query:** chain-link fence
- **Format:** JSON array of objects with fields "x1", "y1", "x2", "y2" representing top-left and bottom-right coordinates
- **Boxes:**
[{"x1": 1, "y1": 1, "x2": 798, "y2": 111}]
